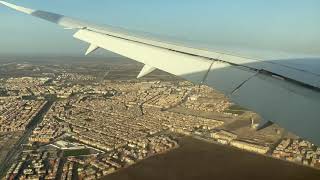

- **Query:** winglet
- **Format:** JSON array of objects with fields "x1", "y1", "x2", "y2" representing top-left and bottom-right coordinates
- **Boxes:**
[{"x1": 0, "y1": 1, "x2": 35, "y2": 14}]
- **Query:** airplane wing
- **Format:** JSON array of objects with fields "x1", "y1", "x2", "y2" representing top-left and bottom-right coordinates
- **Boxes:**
[{"x1": 1, "y1": 1, "x2": 320, "y2": 144}]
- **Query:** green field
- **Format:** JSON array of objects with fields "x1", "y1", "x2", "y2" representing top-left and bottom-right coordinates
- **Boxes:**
[{"x1": 63, "y1": 149, "x2": 91, "y2": 157}]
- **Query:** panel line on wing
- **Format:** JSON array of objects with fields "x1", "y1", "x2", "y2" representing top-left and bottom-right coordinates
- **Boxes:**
[
  {"x1": 230, "y1": 71, "x2": 260, "y2": 95},
  {"x1": 201, "y1": 60, "x2": 215, "y2": 84}
]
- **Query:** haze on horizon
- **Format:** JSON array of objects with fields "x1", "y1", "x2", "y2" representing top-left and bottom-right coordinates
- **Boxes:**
[{"x1": 0, "y1": 0, "x2": 319, "y2": 59}]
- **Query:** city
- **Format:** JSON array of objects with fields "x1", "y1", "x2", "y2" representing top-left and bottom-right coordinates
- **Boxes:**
[{"x1": 0, "y1": 58, "x2": 320, "y2": 179}]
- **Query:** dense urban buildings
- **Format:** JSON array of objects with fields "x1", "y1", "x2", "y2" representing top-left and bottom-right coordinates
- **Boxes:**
[{"x1": 0, "y1": 59, "x2": 319, "y2": 179}]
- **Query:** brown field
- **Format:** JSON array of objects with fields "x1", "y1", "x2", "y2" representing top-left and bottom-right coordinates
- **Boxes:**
[{"x1": 104, "y1": 137, "x2": 320, "y2": 180}]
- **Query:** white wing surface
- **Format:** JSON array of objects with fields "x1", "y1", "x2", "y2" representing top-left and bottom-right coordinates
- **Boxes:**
[{"x1": 1, "y1": 1, "x2": 320, "y2": 144}]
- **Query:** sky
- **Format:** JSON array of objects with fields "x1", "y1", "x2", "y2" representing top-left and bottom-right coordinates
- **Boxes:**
[{"x1": 0, "y1": 0, "x2": 319, "y2": 58}]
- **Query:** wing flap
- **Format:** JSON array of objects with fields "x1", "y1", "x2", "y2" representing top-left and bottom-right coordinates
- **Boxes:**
[
  {"x1": 205, "y1": 62, "x2": 256, "y2": 94},
  {"x1": 73, "y1": 29, "x2": 213, "y2": 84}
]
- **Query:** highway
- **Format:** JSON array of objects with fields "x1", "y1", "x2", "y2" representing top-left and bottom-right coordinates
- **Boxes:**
[{"x1": 0, "y1": 99, "x2": 54, "y2": 178}]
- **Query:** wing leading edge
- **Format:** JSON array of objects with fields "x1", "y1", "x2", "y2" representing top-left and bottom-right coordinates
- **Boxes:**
[{"x1": 1, "y1": 1, "x2": 320, "y2": 144}]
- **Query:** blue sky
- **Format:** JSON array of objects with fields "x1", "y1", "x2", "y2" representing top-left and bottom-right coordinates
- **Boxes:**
[{"x1": 0, "y1": 0, "x2": 319, "y2": 58}]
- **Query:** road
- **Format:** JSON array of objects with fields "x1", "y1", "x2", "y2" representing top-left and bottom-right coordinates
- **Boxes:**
[{"x1": 0, "y1": 99, "x2": 54, "y2": 178}]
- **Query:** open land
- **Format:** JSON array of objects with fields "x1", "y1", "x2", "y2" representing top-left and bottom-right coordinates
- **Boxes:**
[{"x1": 106, "y1": 137, "x2": 320, "y2": 180}]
